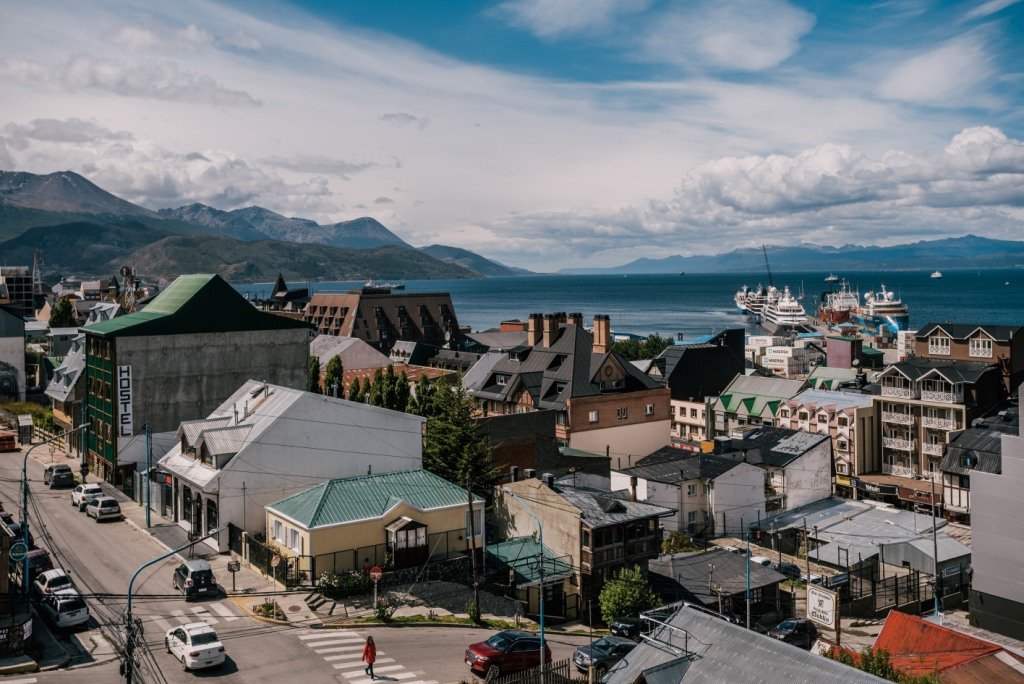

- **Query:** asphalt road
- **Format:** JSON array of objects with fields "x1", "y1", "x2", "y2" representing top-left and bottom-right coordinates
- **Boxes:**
[{"x1": 0, "y1": 450, "x2": 592, "y2": 683}]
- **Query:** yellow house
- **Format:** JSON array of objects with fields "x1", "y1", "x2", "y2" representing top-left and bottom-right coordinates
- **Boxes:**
[{"x1": 264, "y1": 469, "x2": 485, "y2": 575}]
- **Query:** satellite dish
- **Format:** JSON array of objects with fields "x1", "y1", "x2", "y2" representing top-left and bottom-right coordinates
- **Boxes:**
[{"x1": 851, "y1": 359, "x2": 860, "y2": 367}]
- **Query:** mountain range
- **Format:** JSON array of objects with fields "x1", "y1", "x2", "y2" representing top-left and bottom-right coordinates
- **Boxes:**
[
  {"x1": 560, "y1": 235, "x2": 1024, "y2": 274},
  {"x1": 0, "y1": 170, "x2": 526, "y2": 281}
]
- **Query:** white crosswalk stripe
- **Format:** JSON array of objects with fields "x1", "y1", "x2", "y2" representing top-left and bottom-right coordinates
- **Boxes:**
[
  {"x1": 297, "y1": 630, "x2": 432, "y2": 682},
  {"x1": 299, "y1": 631, "x2": 361, "y2": 640},
  {"x1": 3, "y1": 678, "x2": 38, "y2": 684},
  {"x1": 344, "y1": 674, "x2": 423, "y2": 684},
  {"x1": 207, "y1": 601, "x2": 240, "y2": 621},
  {"x1": 340, "y1": 664, "x2": 404, "y2": 676},
  {"x1": 306, "y1": 638, "x2": 366, "y2": 648},
  {"x1": 150, "y1": 616, "x2": 174, "y2": 634},
  {"x1": 321, "y1": 648, "x2": 367, "y2": 658},
  {"x1": 189, "y1": 606, "x2": 218, "y2": 625}
]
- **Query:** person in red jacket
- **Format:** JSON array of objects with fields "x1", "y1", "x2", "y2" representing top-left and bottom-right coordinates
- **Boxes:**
[{"x1": 362, "y1": 636, "x2": 377, "y2": 679}]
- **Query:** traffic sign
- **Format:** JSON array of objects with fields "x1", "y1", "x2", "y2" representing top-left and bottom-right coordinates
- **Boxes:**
[
  {"x1": 369, "y1": 565, "x2": 383, "y2": 582},
  {"x1": 10, "y1": 542, "x2": 28, "y2": 562},
  {"x1": 270, "y1": 554, "x2": 281, "y2": 569}
]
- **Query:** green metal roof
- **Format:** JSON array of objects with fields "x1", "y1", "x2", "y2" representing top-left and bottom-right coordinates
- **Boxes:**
[
  {"x1": 267, "y1": 469, "x2": 481, "y2": 529},
  {"x1": 484, "y1": 537, "x2": 574, "y2": 587},
  {"x1": 84, "y1": 274, "x2": 310, "y2": 338}
]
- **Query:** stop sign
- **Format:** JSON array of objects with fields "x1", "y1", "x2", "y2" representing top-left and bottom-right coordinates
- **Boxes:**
[{"x1": 369, "y1": 565, "x2": 383, "y2": 582}]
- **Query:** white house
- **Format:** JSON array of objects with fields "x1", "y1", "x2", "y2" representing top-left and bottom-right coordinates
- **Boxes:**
[
  {"x1": 612, "y1": 446, "x2": 766, "y2": 537},
  {"x1": 157, "y1": 379, "x2": 424, "y2": 551},
  {"x1": 726, "y1": 426, "x2": 833, "y2": 513}
]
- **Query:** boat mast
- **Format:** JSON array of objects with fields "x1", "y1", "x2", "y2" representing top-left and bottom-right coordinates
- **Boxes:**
[{"x1": 762, "y1": 244, "x2": 774, "y2": 287}]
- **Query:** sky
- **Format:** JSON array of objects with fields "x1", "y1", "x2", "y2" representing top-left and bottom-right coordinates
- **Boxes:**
[{"x1": 0, "y1": 0, "x2": 1022, "y2": 271}]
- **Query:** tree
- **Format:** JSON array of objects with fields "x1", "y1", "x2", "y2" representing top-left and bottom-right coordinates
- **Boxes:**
[
  {"x1": 661, "y1": 531, "x2": 701, "y2": 555},
  {"x1": 598, "y1": 565, "x2": 659, "y2": 624},
  {"x1": 421, "y1": 383, "x2": 499, "y2": 490},
  {"x1": 409, "y1": 375, "x2": 440, "y2": 417},
  {"x1": 323, "y1": 356, "x2": 343, "y2": 397},
  {"x1": 347, "y1": 377, "x2": 365, "y2": 403},
  {"x1": 611, "y1": 333, "x2": 674, "y2": 361},
  {"x1": 49, "y1": 297, "x2": 77, "y2": 328},
  {"x1": 307, "y1": 357, "x2": 322, "y2": 394},
  {"x1": 827, "y1": 648, "x2": 940, "y2": 684}
]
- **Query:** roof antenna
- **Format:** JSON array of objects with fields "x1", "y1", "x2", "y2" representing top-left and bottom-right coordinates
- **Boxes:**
[{"x1": 367, "y1": 464, "x2": 372, "y2": 475}]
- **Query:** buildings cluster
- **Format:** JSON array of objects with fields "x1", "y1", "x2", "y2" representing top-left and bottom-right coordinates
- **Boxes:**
[{"x1": 3, "y1": 266, "x2": 1023, "y2": 677}]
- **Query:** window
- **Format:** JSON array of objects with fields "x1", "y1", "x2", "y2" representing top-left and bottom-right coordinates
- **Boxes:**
[
  {"x1": 686, "y1": 484, "x2": 696, "y2": 496},
  {"x1": 582, "y1": 529, "x2": 590, "y2": 547},
  {"x1": 779, "y1": 408, "x2": 790, "y2": 418},
  {"x1": 836, "y1": 461, "x2": 848, "y2": 474},
  {"x1": 837, "y1": 415, "x2": 849, "y2": 428},
  {"x1": 645, "y1": 404, "x2": 654, "y2": 416},
  {"x1": 288, "y1": 528, "x2": 301, "y2": 552},
  {"x1": 272, "y1": 519, "x2": 284, "y2": 543},
  {"x1": 837, "y1": 439, "x2": 849, "y2": 452},
  {"x1": 588, "y1": 410, "x2": 599, "y2": 423},
  {"x1": 687, "y1": 511, "x2": 697, "y2": 524},
  {"x1": 182, "y1": 487, "x2": 193, "y2": 523},
  {"x1": 690, "y1": 408, "x2": 698, "y2": 418},
  {"x1": 969, "y1": 337, "x2": 993, "y2": 358},
  {"x1": 465, "y1": 507, "x2": 484, "y2": 536},
  {"x1": 929, "y1": 334, "x2": 951, "y2": 355},
  {"x1": 617, "y1": 407, "x2": 629, "y2": 420},
  {"x1": 495, "y1": 375, "x2": 507, "y2": 386}
]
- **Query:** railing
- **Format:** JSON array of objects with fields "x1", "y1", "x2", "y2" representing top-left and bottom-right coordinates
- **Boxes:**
[
  {"x1": 922, "y1": 416, "x2": 956, "y2": 430},
  {"x1": 921, "y1": 390, "x2": 959, "y2": 403},
  {"x1": 883, "y1": 436, "x2": 915, "y2": 451},
  {"x1": 922, "y1": 443, "x2": 945, "y2": 456},
  {"x1": 882, "y1": 463, "x2": 917, "y2": 479},
  {"x1": 881, "y1": 386, "x2": 917, "y2": 399},
  {"x1": 969, "y1": 347, "x2": 993, "y2": 358},
  {"x1": 882, "y1": 411, "x2": 914, "y2": 425}
]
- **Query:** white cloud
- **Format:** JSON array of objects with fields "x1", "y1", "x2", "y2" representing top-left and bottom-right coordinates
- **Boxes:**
[
  {"x1": 495, "y1": 0, "x2": 651, "y2": 38},
  {"x1": 962, "y1": 0, "x2": 1023, "y2": 21},
  {"x1": 876, "y1": 33, "x2": 995, "y2": 105},
  {"x1": 260, "y1": 154, "x2": 396, "y2": 179},
  {"x1": 380, "y1": 112, "x2": 431, "y2": 130},
  {"x1": 642, "y1": 0, "x2": 816, "y2": 71},
  {"x1": 220, "y1": 29, "x2": 262, "y2": 51}
]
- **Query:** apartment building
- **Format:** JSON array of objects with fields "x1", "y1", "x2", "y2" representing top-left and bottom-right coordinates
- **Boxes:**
[
  {"x1": 875, "y1": 357, "x2": 1003, "y2": 483},
  {"x1": 710, "y1": 374, "x2": 807, "y2": 437},
  {"x1": 915, "y1": 323, "x2": 1023, "y2": 394},
  {"x1": 939, "y1": 406, "x2": 1018, "y2": 523},
  {"x1": 0, "y1": 266, "x2": 33, "y2": 319}
]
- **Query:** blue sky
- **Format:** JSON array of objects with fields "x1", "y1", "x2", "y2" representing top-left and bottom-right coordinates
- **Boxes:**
[{"x1": 0, "y1": 0, "x2": 1022, "y2": 269}]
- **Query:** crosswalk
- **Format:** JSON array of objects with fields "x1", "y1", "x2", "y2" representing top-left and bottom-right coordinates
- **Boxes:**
[
  {"x1": 144, "y1": 600, "x2": 241, "y2": 636},
  {"x1": 297, "y1": 630, "x2": 438, "y2": 684}
]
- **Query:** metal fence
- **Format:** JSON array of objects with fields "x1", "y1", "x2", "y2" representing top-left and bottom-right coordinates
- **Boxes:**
[{"x1": 489, "y1": 658, "x2": 584, "y2": 684}]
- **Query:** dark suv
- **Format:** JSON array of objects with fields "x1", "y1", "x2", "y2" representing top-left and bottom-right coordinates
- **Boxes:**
[
  {"x1": 768, "y1": 619, "x2": 818, "y2": 650},
  {"x1": 465, "y1": 630, "x2": 552, "y2": 678},
  {"x1": 44, "y1": 464, "x2": 75, "y2": 489},
  {"x1": 173, "y1": 560, "x2": 218, "y2": 600},
  {"x1": 573, "y1": 636, "x2": 636, "y2": 678}
]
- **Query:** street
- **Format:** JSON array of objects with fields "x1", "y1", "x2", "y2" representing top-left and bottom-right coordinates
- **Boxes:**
[{"x1": 0, "y1": 449, "x2": 592, "y2": 683}]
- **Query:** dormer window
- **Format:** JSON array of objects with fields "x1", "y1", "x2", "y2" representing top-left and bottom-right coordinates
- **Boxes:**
[
  {"x1": 969, "y1": 336, "x2": 993, "y2": 358},
  {"x1": 929, "y1": 334, "x2": 951, "y2": 356},
  {"x1": 837, "y1": 415, "x2": 849, "y2": 428},
  {"x1": 495, "y1": 375, "x2": 508, "y2": 386},
  {"x1": 779, "y1": 409, "x2": 790, "y2": 418}
]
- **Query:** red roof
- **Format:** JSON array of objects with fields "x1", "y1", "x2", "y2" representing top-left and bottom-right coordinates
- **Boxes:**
[{"x1": 874, "y1": 611, "x2": 1001, "y2": 676}]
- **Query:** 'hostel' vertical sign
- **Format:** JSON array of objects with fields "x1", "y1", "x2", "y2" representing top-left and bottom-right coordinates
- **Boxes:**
[{"x1": 117, "y1": 365, "x2": 134, "y2": 451}]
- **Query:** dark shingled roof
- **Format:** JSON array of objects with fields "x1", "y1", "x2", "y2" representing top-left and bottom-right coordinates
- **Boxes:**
[
  {"x1": 648, "y1": 548, "x2": 787, "y2": 605},
  {"x1": 880, "y1": 357, "x2": 997, "y2": 384},
  {"x1": 552, "y1": 482, "x2": 675, "y2": 528},
  {"x1": 619, "y1": 446, "x2": 740, "y2": 484},
  {"x1": 719, "y1": 425, "x2": 830, "y2": 468},
  {"x1": 940, "y1": 407, "x2": 1019, "y2": 476},
  {"x1": 916, "y1": 323, "x2": 1023, "y2": 342}
]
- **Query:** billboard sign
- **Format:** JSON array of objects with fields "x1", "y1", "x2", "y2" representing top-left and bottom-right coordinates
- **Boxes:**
[
  {"x1": 807, "y1": 585, "x2": 837, "y2": 628},
  {"x1": 117, "y1": 364, "x2": 134, "y2": 441}
]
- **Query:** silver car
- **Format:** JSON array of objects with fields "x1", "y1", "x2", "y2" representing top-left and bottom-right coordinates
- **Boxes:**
[{"x1": 85, "y1": 496, "x2": 121, "y2": 522}]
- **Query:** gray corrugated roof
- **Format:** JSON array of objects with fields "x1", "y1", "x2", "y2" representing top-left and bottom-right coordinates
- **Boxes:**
[
  {"x1": 554, "y1": 483, "x2": 675, "y2": 528},
  {"x1": 44, "y1": 333, "x2": 85, "y2": 402},
  {"x1": 605, "y1": 605, "x2": 884, "y2": 683},
  {"x1": 199, "y1": 425, "x2": 253, "y2": 456},
  {"x1": 620, "y1": 447, "x2": 739, "y2": 484},
  {"x1": 718, "y1": 426, "x2": 829, "y2": 468},
  {"x1": 649, "y1": 549, "x2": 787, "y2": 604},
  {"x1": 940, "y1": 408, "x2": 1019, "y2": 475}
]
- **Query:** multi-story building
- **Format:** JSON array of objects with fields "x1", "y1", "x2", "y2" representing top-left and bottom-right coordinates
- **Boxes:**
[
  {"x1": 875, "y1": 358, "x2": 1003, "y2": 483},
  {"x1": 939, "y1": 406, "x2": 1018, "y2": 523},
  {"x1": 777, "y1": 389, "x2": 878, "y2": 496},
  {"x1": 711, "y1": 375, "x2": 807, "y2": 437},
  {"x1": 303, "y1": 286, "x2": 461, "y2": 353},
  {"x1": 45, "y1": 333, "x2": 86, "y2": 454},
  {"x1": 83, "y1": 274, "x2": 310, "y2": 486},
  {"x1": 465, "y1": 313, "x2": 671, "y2": 459},
  {"x1": 0, "y1": 266, "x2": 33, "y2": 319},
  {"x1": 0, "y1": 306, "x2": 26, "y2": 401},
  {"x1": 645, "y1": 329, "x2": 744, "y2": 443},
  {"x1": 915, "y1": 323, "x2": 1023, "y2": 395}
]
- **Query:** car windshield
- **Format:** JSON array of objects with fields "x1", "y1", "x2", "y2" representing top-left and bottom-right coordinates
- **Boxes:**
[
  {"x1": 777, "y1": 620, "x2": 798, "y2": 630},
  {"x1": 101, "y1": 501, "x2": 118, "y2": 508},
  {"x1": 591, "y1": 638, "x2": 616, "y2": 653},
  {"x1": 190, "y1": 632, "x2": 219, "y2": 645},
  {"x1": 485, "y1": 634, "x2": 514, "y2": 651},
  {"x1": 191, "y1": 570, "x2": 214, "y2": 586},
  {"x1": 50, "y1": 575, "x2": 72, "y2": 589}
]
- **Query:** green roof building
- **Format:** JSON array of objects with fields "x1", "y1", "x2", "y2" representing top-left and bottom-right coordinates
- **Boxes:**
[{"x1": 83, "y1": 274, "x2": 310, "y2": 485}]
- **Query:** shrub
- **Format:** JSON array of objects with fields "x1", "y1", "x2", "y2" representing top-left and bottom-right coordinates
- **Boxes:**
[
  {"x1": 318, "y1": 570, "x2": 373, "y2": 599},
  {"x1": 252, "y1": 600, "x2": 285, "y2": 620},
  {"x1": 467, "y1": 600, "x2": 481, "y2": 624},
  {"x1": 374, "y1": 596, "x2": 397, "y2": 622},
  {"x1": 598, "y1": 565, "x2": 659, "y2": 624},
  {"x1": 662, "y1": 532, "x2": 701, "y2": 555}
]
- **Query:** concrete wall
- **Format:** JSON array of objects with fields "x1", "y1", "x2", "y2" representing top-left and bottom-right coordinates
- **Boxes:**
[
  {"x1": 116, "y1": 328, "x2": 308, "y2": 435},
  {"x1": 495, "y1": 478, "x2": 581, "y2": 578},
  {"x1": 783, "y1": 439, "x2": 833, "y2": 510},
  {"x1": 710, "y1": 462, "x2": 766, "y2": 536},
  {"x1": 569, "y1": 419, "x2": 671, "y2": 463},
  {"x1": 0, "y1": 336, "x2": 26, "y2": 401}
]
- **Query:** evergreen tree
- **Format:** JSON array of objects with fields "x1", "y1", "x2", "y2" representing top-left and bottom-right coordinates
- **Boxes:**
[
  {"x1": 48, "y1": 297, "x2": 77, "y2": 328},
  {"x1": 347, "y1": 377, "x2": 364, "y2": 402},
  {"x1": 421, "y1": 383, "x2": 499, "y2": 490},
  {"x1": 367, "y1": 367, "x2": 386, "y2": 407},
  {"x1": 307, "y1": 357, "x2": 322, "y2": 394},
  {"x1": 394, "y1": 371, "x2": 411, "y2": 413},
  {"x1": 323, "y1": 356, "x2": 343, "y2": 397}
]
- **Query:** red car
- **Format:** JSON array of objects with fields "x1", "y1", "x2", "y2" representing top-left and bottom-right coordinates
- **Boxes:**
[{"x1": 465, "y1": 630, "x2": 552, "y2": 678}]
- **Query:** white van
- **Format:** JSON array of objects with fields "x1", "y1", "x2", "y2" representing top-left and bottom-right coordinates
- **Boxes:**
[{"x1": 40, "y1": 588, "x2": 90, "y2": 628}]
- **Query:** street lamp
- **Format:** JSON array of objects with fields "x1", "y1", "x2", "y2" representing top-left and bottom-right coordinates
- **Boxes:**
[
  {"x1": 21, "y1": 424, "x2": 88, "y2": 601},
  {"x1": 123, "y1": 527, "x2": 221, "y2": 684}
]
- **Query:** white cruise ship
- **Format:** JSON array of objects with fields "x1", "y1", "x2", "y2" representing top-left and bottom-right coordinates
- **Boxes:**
[{"x1": 761, "y1": 286, "x2": 808, "y2": 333}]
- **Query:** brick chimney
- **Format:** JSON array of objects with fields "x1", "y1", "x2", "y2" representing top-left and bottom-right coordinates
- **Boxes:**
[
  {"x1": 542, "y1": 314, "x2": 558, "y2": 347},
  {"x1": 527, "y1": 313, "x2": 543, "y2": 346},
  {"x1": 568, "y1": 312, "x2": 583, "y2": 327},
  {"x1": 593, "y1": 315, "x2": 611, "y2": 354}
]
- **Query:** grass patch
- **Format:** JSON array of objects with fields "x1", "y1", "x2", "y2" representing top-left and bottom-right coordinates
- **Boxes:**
[{"x1": 252, "y1": 600, "x2": 286, "y2": 620}]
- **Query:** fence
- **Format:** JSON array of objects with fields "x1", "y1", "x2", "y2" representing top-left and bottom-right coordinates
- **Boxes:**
[
  {"x1": 226, "y1": 523, "x2": 312, "y2": 587},
  {"x1": 489, "y1": 658, "x2": 585, "y2": 684},
  {"x1": 312, "y1": 529, "x2": 468, "y2": 576}
]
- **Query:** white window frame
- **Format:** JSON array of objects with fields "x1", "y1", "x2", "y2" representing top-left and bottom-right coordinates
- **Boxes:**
[
  {"x1": 272, "y1": 519, "x2": 284, "y2": 544},
  {"x1": 288, "y1": 527, "x2": 301, "y2": 553},
  {"x1": 686, "y1": 484, "x2": 696, "y2": 497},
  {"x1": 969, "y1": 337, "x2": 993, "y2": 358},
  {"x1": 617, "y1": 407, "x2": 629, "y2": 420},
  {"x1": 588, "y1": 410, "x2": 599, "y2": 423},
  {"x1": 465, "y1": 507, "x2": 484, "y2": 537},
  {"x1": 929, "y1": 334, "x2": 951, "y2": 356},
  {"x1": 645, "y1": 404, "x2": 654, "y2": 416},
  {"x1": 495, "y1": 375, "x2": 507, "y2": 386}
]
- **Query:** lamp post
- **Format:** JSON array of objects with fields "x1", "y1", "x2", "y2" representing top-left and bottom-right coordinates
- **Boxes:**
[
  {"x1": 123, "y1": 527, "x2": 221, "y2": 683},
  {"x1": 21, "y1": 424, "x2": 88, "y2": 602},
  {"x1": 503, "y1": 489, "x2": 545, "y2": 676}
]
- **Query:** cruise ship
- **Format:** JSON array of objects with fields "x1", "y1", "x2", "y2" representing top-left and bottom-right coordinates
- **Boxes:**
[
  {"x1": 734, "y1": 284, "x2": 769, "y2": 321},
  {"x1": 816, "y1": 280, "x2": 859, "y2": 325},
  {"x1": 850, "y1": 284, "x2": 910, "y2": 335},
  {"x1": 761, "y1": 285, "x2": 808, "y2": 333}
]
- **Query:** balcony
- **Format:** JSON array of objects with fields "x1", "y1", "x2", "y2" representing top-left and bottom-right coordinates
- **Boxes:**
[
  {"x1": 922, "y1": 442, "x2": 945, "y2": 457},
  {"x1": 881, "y1": 386, "x2": 917, "y2": 399},
  {"x1": 883, "y1": 436, "x2": 915, "y2": 451},
  {"x1": 921, "y1": 416, "x2": 956, "y2": 430},
  {"x1": 921, "y1": 390, "x2": 960, "y2": 403},
  {"x1": 882, "y1": 411, "x2": 914, "y2": 425},
  {"x1": 882, "y1": 462, "x2": 917, "y2": 479}
]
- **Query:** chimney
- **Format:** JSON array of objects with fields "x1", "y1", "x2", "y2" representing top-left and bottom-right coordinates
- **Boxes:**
[
  {"x1": 525, "y1": 468, "x2": 537, "y2": 479},
  {"x1": 510, "y1": 465, "x2": 519, "y2": 482},
  {"x1": 629, "y1": 475, "x2": 638, "y2": 502},
  {"x1": 593, "y1": 315, "x2": 611, "y2": 354},
  {"x1": 543, "y1": 473, "x2": 555, "y2": 488},
  {"x1": 542, "y1": 314, "x2": 557, "y2": 348},
  {"x1": 555, "y1": 312, "x2": 568, "y2": 326},
  {"x1": 568, "y1": 312, "x2": 583, "y2": 327},
  {"x1": 527, "y1": 313, "x2": 543, "y2": 347}
]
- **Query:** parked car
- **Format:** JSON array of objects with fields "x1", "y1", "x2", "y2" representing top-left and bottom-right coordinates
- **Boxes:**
[
  {"x1": 773, "y1": 562, "x2": 802, "y2": 579},
  {"x1": 4, "y1": 520, "x2": 34, "y2": 549},
  {"x1": 44, "y1": 464, "x2": 75, "y2": 488},
  {"x1": 749, "y1": 555, "x2": 772, "y2": 567},
  {"x1": 33, "y1": 568, "x2": 74, "y2": 597},
  {"x1": 165, "y1": 622, "x2": 226, "y2": 671},
  {"x1": 768, "y1": 619, "x2": 818, "y2": 650},
  {"x1": 573, "y1": 636, "x2": 637, "y2": 677},
  {"x1": 85, "y1": 497, "x2": 122, "y2": 522},
  {"x1": 39, "y1": 588, "x2": 89, "y2": 629},
  {"x1": 12, "y1": 549, "x2": 53, "y2": 586},
  {"x1": 72, "y1": 483, "x2": 103, "y2": 510},
  {"x1": 609, "y1": 616, "x2": 642, "y2": 639},
  {"x1": 173, "y1": 560, "x2": 218, "y2": 600},
  {"x1": 465, "y1": 630, "x2": 552, "y2": 678},
  {"x1": 802, "y1": 573, "x2": 824, "y2": 585}
]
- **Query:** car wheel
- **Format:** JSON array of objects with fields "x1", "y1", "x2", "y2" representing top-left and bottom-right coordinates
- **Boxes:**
[
  {"x1": 596, "y1": 664, "x2": 608, "y2": 679},
  {"x1": 486, "y1": 664, "x2": 500, "y2": 680},
  {"x1": 181, "y1": 656, "x2": 189, "y2": 672}
]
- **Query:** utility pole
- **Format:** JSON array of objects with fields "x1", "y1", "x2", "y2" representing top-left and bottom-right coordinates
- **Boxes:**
[
  {"x1": 745, "y1": 531, "x2": 751, "y2": 630},
  {"x1": 144, "y1": 422, "x2": 151, "y2": 528},
  {"x1": 931, "y1": 476, "x2": 940, "y2": 617},
  {"x1": 504, "y1": 489, "x2": 544, "y2": 672},
  {"x1": 466, "y1": 471, "x2": 480, "y2": 622},
  {"x1": 804, "y1": 521, "x2": 810, "y2": 584},
  {"x1": 242, "y1": 482, "x2": 247, "y2": 534}
]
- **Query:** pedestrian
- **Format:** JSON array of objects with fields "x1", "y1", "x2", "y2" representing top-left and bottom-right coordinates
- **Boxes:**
[{"x1": 362, "y1": 635, "x2": 376, "y2": 679}]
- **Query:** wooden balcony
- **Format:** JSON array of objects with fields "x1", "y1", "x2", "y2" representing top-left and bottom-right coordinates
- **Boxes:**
[
  {"x1": 882, "y1": 411, "x2": 914, "y2": 425},
  {"x1": 881, "y1": 386, "x2": 917, "y2": 399},
  {"x1": 883, "y1": 436, "x2": 915, "y2": 451}
]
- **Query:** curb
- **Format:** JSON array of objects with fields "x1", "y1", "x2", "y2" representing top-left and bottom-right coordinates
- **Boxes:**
[{"x1": 317, "y1": 620, "x2": 598, "y2": 636}]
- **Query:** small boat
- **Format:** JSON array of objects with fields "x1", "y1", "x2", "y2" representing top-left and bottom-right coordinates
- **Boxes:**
[
  {"x1": 678, "y1": 271, "x2": 685, "y2": 276},
  {"x1": 930, "y1": 271, "x2": 943, "y2": 279},
  {"x1": 825, "y1": 273, "x2": 840, "y2": 283}
]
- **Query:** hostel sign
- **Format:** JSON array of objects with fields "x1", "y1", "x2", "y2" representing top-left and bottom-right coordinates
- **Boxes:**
[
  {"x1": 117, "y1": 365, "x2": 134, "y2": 442},
  {"x1": 807, "y1": 585, "x2": 837, "y2": 628}
]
